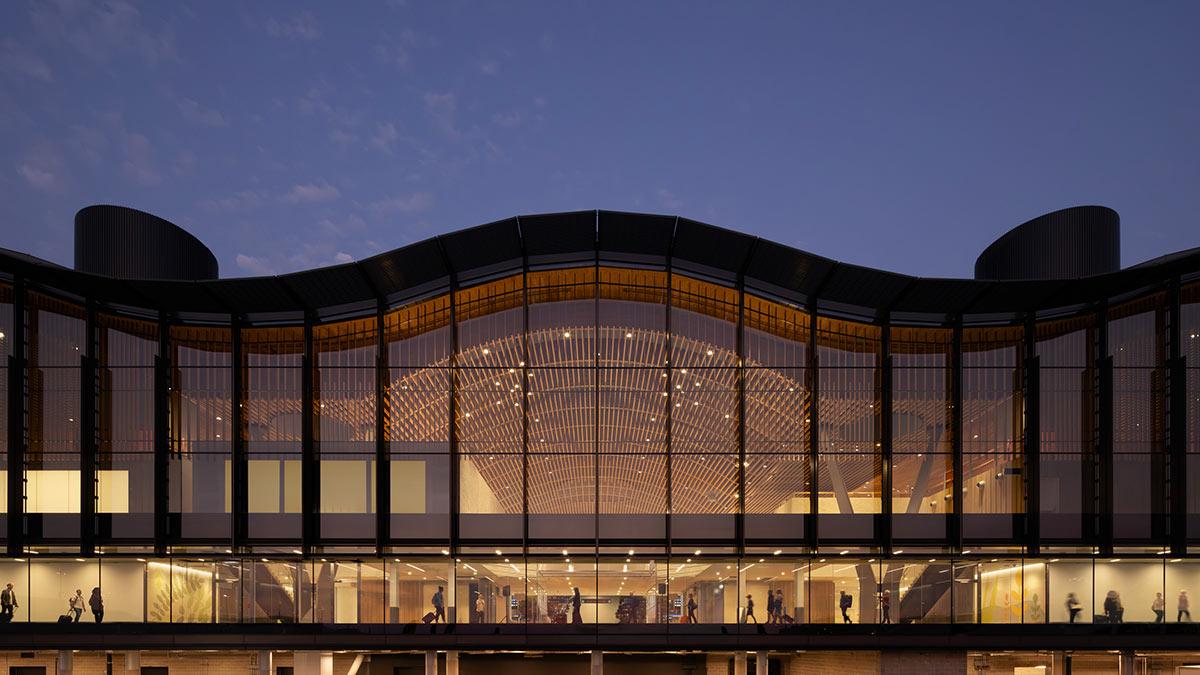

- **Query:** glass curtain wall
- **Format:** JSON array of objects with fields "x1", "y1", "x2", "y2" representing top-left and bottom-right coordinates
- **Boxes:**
[
  {"x1": 890, "y1": 327, "x2": 953, "y2": 541},
  {"x1": 743, "y1": 296, "x2": 809, "y2": 541},
  {"x1": 816, "y1": 317, "x2": 881, "y2": 541},
  {"x1": 669, "y1": 275, "x2": 739, "y2": 541},
  {"x1": 96, "y1": 314, "x2": 158, "y2": 541},
  {"x1": 527, "y1": 268, "x2": 596, "y2": 541},
  {"x1": 1036, "y1": 315, "x2": 1095, "y2": 541},
  {"x1": 598, "y1": 268, "x2": 668, "y2": 540},
  {"x1": 961, "y1": 326, "x2": 1024, "y2": 541},
  {"x1": 315, "y1": 317, "x2": 377, "y2": 540},
  {"x1": 242, "y1": 326, "x2": 303, "y2": 541},
  {"x1": 168, "y1": 326, "x2": 232, "y2": 541},
  {"x1": 0, "y1": 283, "x2": 11, "y2": 541},
  {"x1": 385, "y1": 295, "x2": 452, "y2": 541},
  {"x1": 1185, "y1": 283, "x2": 1200, "y2": 540},
  {"x1": 26, "y1": 292, "x2": 85, "y2": 540},
  {"x1": 455, "y1": 275, "x2": 525, "y2": 541},
  {"x1": 1108, "y1": 294, "x2": 1166, "y2": 541}
]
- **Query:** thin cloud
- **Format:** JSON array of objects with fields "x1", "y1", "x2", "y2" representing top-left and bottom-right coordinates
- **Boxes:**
[
  {"x1": 656, "y1": 188, "x2": 684, "y2": 210},
  {"x1": 366, "y1": 192, "x2": 434, "y2": 216},
  {"x1": 0, "y1": 40, "x2": 53, "y2": 83},
  {"x1": 479, "y1": 60, "x2": 499, "y2": 76},
  {"x1": 370, "y1": 123, "x2": 400, "y2": 153},
  {"x1": 235, "y1": 253, "x2": 275, "y2": 276},
  {"x1": 201, "y1": 189, "x2": 267, "y2": 212},
  {"x1": 178, "y1": 98, "x2": 227, "y2": 127},
  {"x1": 265, "y1": 12, "x2": 320, "y2": 40},
  {"x1": 424, "y1": 92, "x2": 459, "y2": 139},
  {"x1": 121, "y1": 132, "x2": 161, "y2": 186},
  {"x1": 282, "y1": 181, "x2": 340, "y2": 204},
  {"x1": 30, "y1": 0, "x2": 177, "y2": 65}
]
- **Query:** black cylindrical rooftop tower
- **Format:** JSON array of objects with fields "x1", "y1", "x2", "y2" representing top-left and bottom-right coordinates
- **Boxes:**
[
  {"x1": 974, "y1": 205, "x2": 1120, "y2": 280},
  {"x1": 74, "y1": 204, "x2": 218, "y2": 280}
]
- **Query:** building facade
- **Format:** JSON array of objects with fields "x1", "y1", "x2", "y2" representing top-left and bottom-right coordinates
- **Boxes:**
[{"x1": 0, "y1": 206, "x2": 1198, "y2": 673}]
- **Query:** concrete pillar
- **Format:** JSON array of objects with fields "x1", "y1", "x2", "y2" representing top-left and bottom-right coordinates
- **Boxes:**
[
  {"x1": 56, "y1": 651, "x2": 72, "y2": 675},
  {"x1": 754, "y1": 651, "x2": 769, "y2": 675},
  {"x1": 424, "y1": 651, "x2": 437, "y2": 675},
  {"x1": 123, "y1": 652, "x2": 140, "y2": 675},
  {"x1": 1118, "y1": 650, "x2": 1135, "y2": 675},
  {"x1": 257, "y1": 651, "x2": 273, "y2": 675},
  {"x1": 733, "y1": 652, "x2": 747, "y2": 675},
  {"x1": 589, "y1": 650, "x2": 602, "y2": 675},
  {"x1": 446, "y1": 652, "x2": 459, "y2": 675},
  {"x1": 1052, "y1": 652, "x2": 1071, "y2": 675}
]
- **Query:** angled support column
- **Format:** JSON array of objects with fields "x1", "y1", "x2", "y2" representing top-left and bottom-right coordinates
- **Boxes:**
[{"x1": 589, "y1": 650, "x2": 602, "y2": 675}]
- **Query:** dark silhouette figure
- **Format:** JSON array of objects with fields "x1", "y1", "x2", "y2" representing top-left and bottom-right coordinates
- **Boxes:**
[
  {"x1": 766, "y1": 590, "x2": 776, "y2": 624},
  {"x1": 0, "y1": 583, "x2": 17, "y2": 622},
  {"x1": 68, "y1": 589, "x2": 84, "y2": 622},
  {"x1": 743, "y1": 594, "x2": 757, "y2": 623},
  {"x1": 880, "y1": 589, "x2": 891, "y2": 624},
  {"x1": 1179, "y1": 591, "x2": 1191, "y2": 622},
  {"x1": 431, "y1": 586, "x2": 445, "y2": 623},
  {"x1": 571, "y1": 587, "x2": 583, "y2": 625},
  {"x1": 89, "y1": 587, "x2": 104, "y2": 623},
  {"x1": 686, "y1": 593, "x2": 698, "y2": 624},
  {"x1": 839, "y1": 591, "x2": 853, "y2": 624},
  {"x1": 1065, "y1": 592, "x2": 1081, "y2": 623}
]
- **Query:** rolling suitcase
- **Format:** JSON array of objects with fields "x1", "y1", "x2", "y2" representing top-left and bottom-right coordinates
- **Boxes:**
[{"x1": 421, "y1": 612, "x2": 435, "y2": 624}]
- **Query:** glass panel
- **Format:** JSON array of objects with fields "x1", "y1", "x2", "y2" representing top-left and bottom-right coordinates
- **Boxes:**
[
  {"x1": 1165, "y1": 558, "x2": 1200, "y2": 623},
  {"x1": 807, "y1": 558, "x2": 879, "y2": 624},
  {"x1": 1185, "y1": 283, "x2": 1200, "y2": 539},
  {"x1": 669, "y1": 558, "x2": 736, "y2": 624},
  {"x1": 458, "y1": 558, "x2": 525, "y2": 624},
  {"x1": 0, "y1": 559, "x2": 28, "y2": 622},
  {"x1": 1093, "y1": 559, "x2": 1163, "y2": 623},
  {"x1": 98, "y1": 314, "x2": 158, "y2": 541},
  {"x1": 316, "y1": 317, "x2": 377, "y2": 540},
  {"x1": 891, "y1": 328, "x2": 951, "y2": 540},
  {"x1": 817, "y1": 318, "x2": 880, "y2": 530},
  {"x1": 670, "y1": 276, "x2": 737, "y2": 366},
  {"x1": 28, "y1": 559, "x2": 99, "y2": 622},
  {"x1": 243, "y1": 326, "x2": 303, "y2": 540},
  {"x1": 740, "y1": 559, "x2": 803, "y2": 625},
  {"x1": 527, "y1": 557, "x2": 596, "y2": 624},
  {"x1": 879, "y1": 558, "x2": 951, "y2": 623},
  {"x1": 598, "y1": 267, "x2": 667, "y2": 365},
  {"x1": 963, "y1": 325, "x2": 1024, "y2": 540},
  {"x1": 953, "y1": 560, "x2": 1023, "y2": 623},
  {"x1": 98, "y1": 559, "x2": 145, "y2": 621},
  {"x1": 27, "y1": 294, "x2": 85, "y2": 539},
  {"x1": 597, "y1": 558, "x2": 667, "y2": 624},
  {"x1": 244, "y1": 560, "x2": 300, "y2": 623},
  {"x1": 1109, "y1": 296, "x2": 1166, "y2": 540},
  {"x1": 1036, "y1": 316, "x2": 1094, "y2": 540},
  {"x1": 1047, "y1": 559, "x2": 1093, "y2": 623},
  {"x1": 170, "y1": 326, "x2": 232, "y2": 540},
  {"x1": 0, "y1": 285, "x2": 8, "y2": 532}
]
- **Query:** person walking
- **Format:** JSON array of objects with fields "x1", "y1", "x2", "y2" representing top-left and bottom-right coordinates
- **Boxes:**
[
  {"x1": 686, "y1": 592, "x2": 698, "y2": 624},
  {"x1": 431, "y1": 586, "x2": 445, "y2": 624},
  {"x1": 1065, "y1": 592, "x2": 1082, "y2": 623},
  {"x1": 839, "y1": 590, "x2": 853, "y2": 624},
  {"x1": 765, "y1": 590, "x2": 776, "y2": 624},
  {"x1": 474, "y1": 591, "x2": 485, "y2": 624},
  {"x1": 880, "y1": 589, "x2": 891, "y2": 624},
  {"x1": 1179, "y1": 590, "x2": 1191, "y2": 622},
  {"x1": 571, "y1": 587, "x2": 583, "y2": 625},
  {"x1": 773, "y1": 590, "x2": 784, "y2": 624},
  {"x1": 743, "y1": 594, "x2": 757, "y2": 623},
  {"x1": 0, "y1": 583, "x2": 17, "y2": 622},
  {"x1": 68, "y1": 589, "x2": 84, "y2": 622},
  {"x1": 88, "y1": 588, "x2": 104, "y2": 624},
  {"x1": 1153, "y1": 592, "x2": 1165, "y2": 623}
]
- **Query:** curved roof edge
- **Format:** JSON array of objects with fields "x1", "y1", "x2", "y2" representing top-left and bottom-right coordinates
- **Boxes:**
[{"x1": 2, "y1": 209, "x2": 1198, "y2": 320}]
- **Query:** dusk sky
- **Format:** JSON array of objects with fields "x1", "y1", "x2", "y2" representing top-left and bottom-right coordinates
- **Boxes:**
[{"x1": 1, "y1": 1, "x2": 1198, "y2": 279}]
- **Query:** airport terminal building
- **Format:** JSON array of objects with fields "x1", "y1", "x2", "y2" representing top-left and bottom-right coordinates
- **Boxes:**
[{"x1": 0, "y1": 204, "x2": 1198, "y2": 674}]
